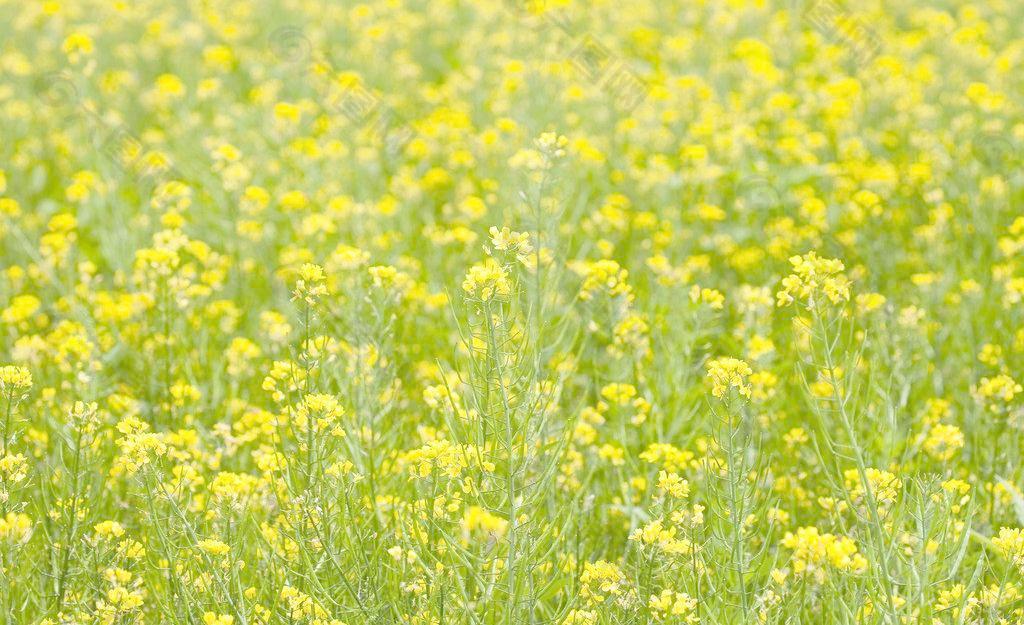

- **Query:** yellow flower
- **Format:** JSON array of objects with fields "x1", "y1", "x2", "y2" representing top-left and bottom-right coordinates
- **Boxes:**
[
  {"x1": 579, "y1": 560, "x2": 627, "y2": 603},
  {"x1": 776, "y1": 252, "x2": 851, "y2": 307},
  {"x1": 462, "y1": 258, "x2": 512, "y2": 301},
  {"x1": 94, "y1": 521, "x2": 126, "y2": 539},
  {"x1": 600, "y1": 383, "x2": 637, "y2": 406},
  {"x1": 2, "y1": 295, "x2": 41, "y2": 325},
  {"x1": 578, "y1": 259, "x2": 632, "y2": 301},
  {"x1": 536, "y1": 132, "x2": 569, "y2": 157},
  {"x1": 401, "y1": 440, "x2": 470, "y2": 479},
  {"x1": 560, "y1": 610, "x2": 597, "y2": 625},
  {"x1": 198, "y1": 539, "x2": 231, "y2": 557},
  {"x1": 293, "y1": 263, "x2": 329, "y2": 304},
  {"x1": 639, "y1": 444, "x2": 694, "y2": 473},
  {"x1": 203, "y1": 613, "x2": 235, "y2": 625},
  {"x1": 461, "y1": 506, "x2": 508, "y2": 539},
  {"x1": 993, "y1": 528, "x2": 1024, "y2": 571},
  {"x1": 0, "y1": 365, "x2": 32, "y2": 392},
  {"x1": 0, "y1": 453, "x2": 28, "y2": 483},
  {"x1": 689, "y1": 284, "x2": 725, "y2": 309},
  {"x1": 782, "y1": 526, "x2": 867, "y2": 581},
  {"x1": 488, "y1": 226, "x2": 533, "y2": 262},
  {"x1": 656, "y1": 471, "x2": 690, "y2": 499},
  {"x1": 112, "y1": 417, "x2": 167, "y2": 475},
  {"x1": 706, "y1": 357, "x2": 753, "y2": 398},
  {"x1": 648, "y1": 589, "x2": 697, "y2": 621},
  {"x1": 923, "y1": 424, "x2": 964, "y2": 461},
  {"x1": 855, "y1": 292, "x2": 886, "y2": 312},
  {"x1": 0, "y1": 512, "x2": 32, "y2": 543},
  {"x1": 843, "y1": 468, "x2": 902, "y2": 509},
  {"x1": 61, "y1": 32, "x2": 94, "y2": 58},
  {"x1": 974, "y1": 374, "x2": 1022, "y2": 413}
]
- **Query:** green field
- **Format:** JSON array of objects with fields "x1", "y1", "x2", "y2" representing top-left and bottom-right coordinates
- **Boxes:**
[{"x1": 1, "y1": 0, "x2": 1024, "y2": 623}]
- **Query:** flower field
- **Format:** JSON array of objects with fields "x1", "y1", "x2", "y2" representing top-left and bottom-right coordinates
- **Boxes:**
[{"x1": 1, "y1": 0, "x2": 1024, "y2": 623}]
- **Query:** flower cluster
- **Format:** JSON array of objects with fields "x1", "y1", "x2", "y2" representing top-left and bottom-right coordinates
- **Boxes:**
[
  {"x1": 776, "y1": 253, "x2": 851, "y2": 307},
  {"x1": 705, "y1": 357, "x2": 753, "y2": 398},
  {"x1": 781, "y1": 526, "x2": 868, "y2": 581}
]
